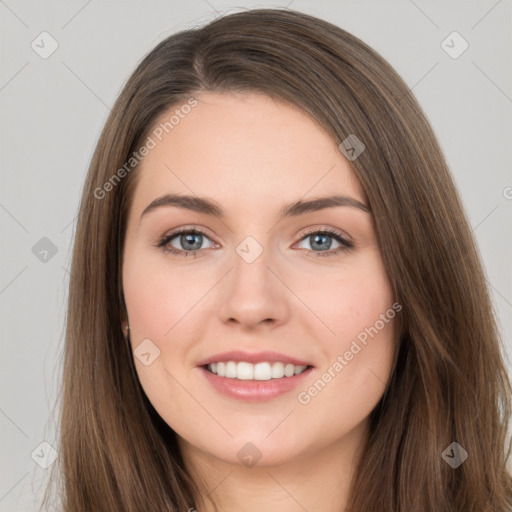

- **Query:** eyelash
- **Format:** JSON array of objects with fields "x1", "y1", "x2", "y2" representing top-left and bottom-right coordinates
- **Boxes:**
[{"x1": 155, "y1": 226, "x2": 354, "y2": 258}]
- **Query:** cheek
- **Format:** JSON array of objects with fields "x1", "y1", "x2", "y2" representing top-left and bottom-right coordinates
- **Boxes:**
[
  {"x1": 123, "y1": 249, "x2": 199, "y2": 341},
  {"x1": 314, "y1": 266, "x2": 397, "y2": 406},
  {"x1": 331, "y1": 278, "x2": 394, "y2": 342},
  {"x1": 299, "y1": 254, "x2": 398, "y2": 397},
  {"x1": 300, "y1": 255, "x2": 395, "y2": 345},
  {"x1": 122, "y1": 252, "x2": 198, "y2": 417}
]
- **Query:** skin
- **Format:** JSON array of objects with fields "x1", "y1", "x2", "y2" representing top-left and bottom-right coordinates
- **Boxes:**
[{"x1": 122, "y1": 91, "x2": 399, "y2": 512}]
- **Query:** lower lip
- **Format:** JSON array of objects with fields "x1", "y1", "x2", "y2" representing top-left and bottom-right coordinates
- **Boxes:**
[{"x1": 199, "y1": 366, "x2": 314, "y2": 402}]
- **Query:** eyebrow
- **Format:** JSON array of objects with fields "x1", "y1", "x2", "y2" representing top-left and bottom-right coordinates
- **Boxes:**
[{"x1": 140, "y1": 193, "x2": 371, "y2": 222}]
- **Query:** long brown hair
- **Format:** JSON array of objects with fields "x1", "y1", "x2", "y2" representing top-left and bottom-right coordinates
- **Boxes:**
[{"x1": 42, "y1": 8, "x2": 512, "y2": 511}]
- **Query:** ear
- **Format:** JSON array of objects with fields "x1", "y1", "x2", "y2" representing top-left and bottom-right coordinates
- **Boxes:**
[{"x1": 121, "y1": 320, "x2": 129, "y2": 337}]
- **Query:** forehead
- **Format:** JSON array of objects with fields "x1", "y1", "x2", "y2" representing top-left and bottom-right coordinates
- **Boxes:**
[{"x1": 130, "y1": 91, "x2": 365, "y2": 215}]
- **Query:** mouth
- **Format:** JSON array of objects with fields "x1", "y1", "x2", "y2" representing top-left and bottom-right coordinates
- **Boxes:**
[
  {"x1": 202, "y1": 361, "x2": 313, "y2": 380},
  {"x1": 198, "y1": 360, "x2": 315, "y2": 402},
  {"x1": 196, "y1": 350, "x2": 315, "y2": 401}
]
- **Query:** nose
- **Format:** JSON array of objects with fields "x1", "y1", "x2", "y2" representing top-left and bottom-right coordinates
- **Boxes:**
[{"x1": 218, "y1": 244, "x2": 290, "y2": 331}]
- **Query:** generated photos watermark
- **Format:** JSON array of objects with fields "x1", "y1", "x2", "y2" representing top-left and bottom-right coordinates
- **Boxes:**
[
  {"x1": 94, "y1": 97, "x2": 198, "y2": 200},
  {"x1": 297, "y1": 301, "x2": 402, "y2": 405}
]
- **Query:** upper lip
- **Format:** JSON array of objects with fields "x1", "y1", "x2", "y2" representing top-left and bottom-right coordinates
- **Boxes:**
[{"x1": 196, "y1": 350, "x2": 313, "y2": 367}]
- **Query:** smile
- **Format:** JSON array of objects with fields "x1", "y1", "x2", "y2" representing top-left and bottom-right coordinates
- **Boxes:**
[
  {"x1": 206, "y1": 361, "x2": 309, "y2": 380},
  {"x1": 199, "y1": 363, "x2": 314, "y2": 402}
]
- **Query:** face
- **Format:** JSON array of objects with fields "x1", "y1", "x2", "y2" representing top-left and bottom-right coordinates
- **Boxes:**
[{"x1": 122, "y1": 91, "x2": 399, "y2": 467}]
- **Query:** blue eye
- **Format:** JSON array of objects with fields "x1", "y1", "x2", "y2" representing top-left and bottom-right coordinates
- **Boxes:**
[
  {"x1": 156, "y1": 227, "x2": 353, "y2": 258},
  {"x1": 295, "y1": 228, "x2": 354, "y2": 257},
  {"x1": 157, "y1": 228, "x2": 213, "y2": 257}
]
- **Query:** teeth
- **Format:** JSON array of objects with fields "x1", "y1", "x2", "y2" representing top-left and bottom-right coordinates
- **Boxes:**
[
  {"x1": 207, "y1": 361, "x2": 308, "y2": 380},
  {"x1": 226, "y1": 361, "x2": 237, "y2": 378}
]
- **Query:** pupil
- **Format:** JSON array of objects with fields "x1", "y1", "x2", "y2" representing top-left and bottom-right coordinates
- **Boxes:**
[
  {"x1": 311, "y1": 234, "x2": 331, "y2": 251},
  {"x1": 182, "y1": 233, "x2": 202, "y2": 250}
]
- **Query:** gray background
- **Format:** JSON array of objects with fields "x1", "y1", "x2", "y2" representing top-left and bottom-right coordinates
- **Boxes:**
[{"x1": 1, "y1": 0, "x2": 511, "y2": 510}]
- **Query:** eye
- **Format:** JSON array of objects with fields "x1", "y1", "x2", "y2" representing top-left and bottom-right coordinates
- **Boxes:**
[
  {"x1": 157, "y1": 228, "x2": 215, "y2": 257},
  {"x1": 294, "y1": 228, "x2": 354, "y2": 257},
  {"x1": 155, "y1": 226, "x2": 354, "y2": 258}
]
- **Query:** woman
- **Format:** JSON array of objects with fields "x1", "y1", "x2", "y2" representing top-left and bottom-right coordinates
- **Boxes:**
[{"x1": 43, "y1": 8, "x2": 512, "y2": 512}]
